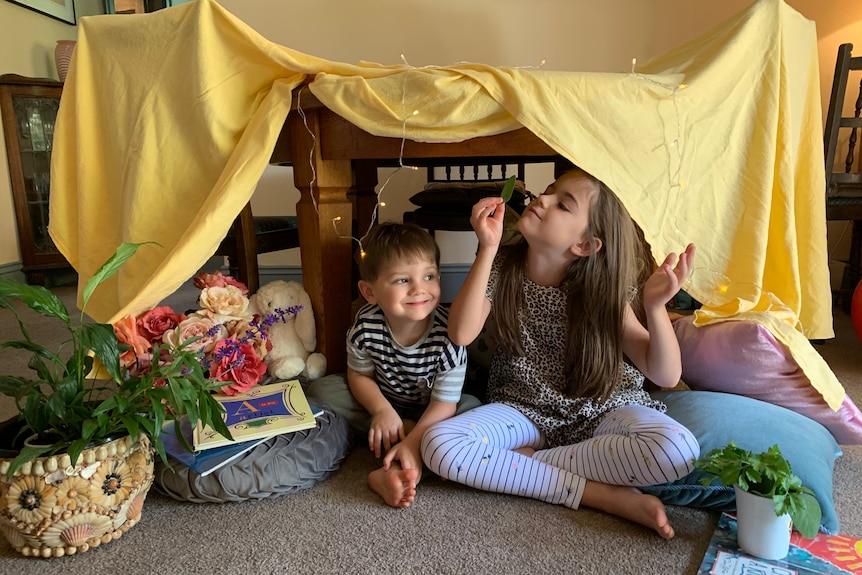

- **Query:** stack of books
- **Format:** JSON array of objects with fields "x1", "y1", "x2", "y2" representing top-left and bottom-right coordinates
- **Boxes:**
[
  {"x1": 698, "y1": 512, "x2": 862, "y2": 575},
  {"x1": 160, "y1": 379, "x2": 322, "y2": 476}
]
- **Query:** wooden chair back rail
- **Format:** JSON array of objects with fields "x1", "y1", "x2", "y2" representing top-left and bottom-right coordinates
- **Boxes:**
[
  {"x1": 214, "y1": 203, "x2": 300, "y2": 294},
  {"x1": 844, "y1": 71, "x2": 862, "y2": 174},
  {"x1": 427, "y1": 160, "x2": 527, "y2": 183},
  {"x1": 824, "y1": 43, "x2": 862, "y2": 313}
]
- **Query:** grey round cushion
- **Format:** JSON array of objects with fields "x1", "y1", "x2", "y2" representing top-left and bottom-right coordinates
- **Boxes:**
[{"x1": 153, "y1": 405, "x2": 351, "y2": 503}]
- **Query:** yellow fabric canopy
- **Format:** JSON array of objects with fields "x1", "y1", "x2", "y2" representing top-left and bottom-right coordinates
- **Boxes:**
[{"x1": 49, "y1": 0, "x2": 844, "y2": 408}]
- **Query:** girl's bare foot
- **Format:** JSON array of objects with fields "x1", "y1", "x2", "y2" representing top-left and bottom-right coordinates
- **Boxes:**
[
  {"x1": 514, "y1": 446, "x2": 536, "y2": 457},
  {"x1": 582, "y1": 482, "x2": 674, "y2": 539},
  {"x1": 368, "y1": 464, "x2": 420, "y2": 508}
]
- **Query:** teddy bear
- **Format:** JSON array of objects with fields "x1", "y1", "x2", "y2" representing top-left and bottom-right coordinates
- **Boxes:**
[{"x1": 248, "y1": 280, "x2": 327, "y2": 381}]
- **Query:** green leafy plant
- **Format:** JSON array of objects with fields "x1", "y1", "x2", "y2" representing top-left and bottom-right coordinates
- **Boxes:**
[
  {"x1": 0, "y1": 242, "x2": 232, "y2": 478},
  {"x1": 694, "y1": 442, "x2": 822, "y2": 538}
]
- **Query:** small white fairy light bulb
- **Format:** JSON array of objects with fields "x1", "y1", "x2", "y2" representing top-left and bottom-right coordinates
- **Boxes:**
[{"x1": 631, "y1": 58, "x2": 637, "y2": 73}]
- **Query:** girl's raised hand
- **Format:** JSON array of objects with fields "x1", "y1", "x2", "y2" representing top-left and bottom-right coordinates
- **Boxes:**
[
  {"x1": 642, "y1": 243, "x2": 696, "y2": 309},
  {"x1": 470, "y1": 197, "x2": 506, "y2": 248}
]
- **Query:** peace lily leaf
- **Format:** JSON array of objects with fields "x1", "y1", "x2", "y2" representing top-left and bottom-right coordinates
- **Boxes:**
[
  {"x1": 80, "y1": 323, "x2": 124, "y2": 382},
  {"x1": 81, "y1": 242, "x2": 160, "y2": 311},
  {"x1": 500, "y1": 175, "x2": 517, "y2": 203},
  {"x1": 0, "y1": 278, "x2": 69, "y2": 323}
]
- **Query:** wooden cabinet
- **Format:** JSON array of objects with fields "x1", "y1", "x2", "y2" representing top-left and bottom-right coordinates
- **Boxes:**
[{"x1": 0, "y1": 74, "x2": 71, "y2": 284}]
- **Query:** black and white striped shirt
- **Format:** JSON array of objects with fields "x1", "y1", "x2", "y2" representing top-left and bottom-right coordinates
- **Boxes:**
[{"x1": 347, "y1": 303, "x2": 467, "y2": 419}]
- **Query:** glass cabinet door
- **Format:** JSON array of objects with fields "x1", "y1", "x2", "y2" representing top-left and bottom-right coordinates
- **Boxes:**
[
  {"x1": 13, "y1": 95, "x2": 59, "y2": 254},
  {"x1": 0, "y1": 74, "x2": 69, "y2": 284}
]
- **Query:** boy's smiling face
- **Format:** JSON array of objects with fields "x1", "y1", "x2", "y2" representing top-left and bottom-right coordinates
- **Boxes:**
[{"x1": 359, "y1": 255, "x2": 441, "y2": 326}]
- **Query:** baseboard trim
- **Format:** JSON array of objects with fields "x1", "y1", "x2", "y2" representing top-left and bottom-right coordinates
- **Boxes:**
[
  {"x1": 0, "y1": 262, "x2": 25, "y2": 283},
  {"x1": 0, "y1": 261, "x2": 471, "y2": 299}
]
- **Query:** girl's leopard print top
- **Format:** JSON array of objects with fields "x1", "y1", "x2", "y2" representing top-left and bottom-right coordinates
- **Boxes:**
[{"x1": 485, "y1": 254, "x2": 665, "y2": 448}]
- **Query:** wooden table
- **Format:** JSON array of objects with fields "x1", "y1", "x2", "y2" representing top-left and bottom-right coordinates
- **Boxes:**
[{"x1": 270, "y1": 86, "x2": 560, "y2": 373}]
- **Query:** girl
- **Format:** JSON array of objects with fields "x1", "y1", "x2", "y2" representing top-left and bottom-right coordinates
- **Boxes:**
[{"x1": 420, "y1": 168, "x2": 699, "y2": 539}]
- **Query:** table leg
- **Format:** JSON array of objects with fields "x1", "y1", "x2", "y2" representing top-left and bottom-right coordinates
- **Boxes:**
[{"x1": 286, "y1": 110, "x2": 354, "y2": 373}]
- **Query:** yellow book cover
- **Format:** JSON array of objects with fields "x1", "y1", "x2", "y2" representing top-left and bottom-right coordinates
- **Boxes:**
[{"x1": 193, "y1": 379, "x2": 317, "y2": 451}]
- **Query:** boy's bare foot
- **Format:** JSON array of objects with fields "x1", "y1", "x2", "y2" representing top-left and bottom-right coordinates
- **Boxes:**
[
  {"x1": 368, "y1": 464, "x2": 420, "y2": 509},
  {"x1": 582, "y1": 482, "x2": 674, "y2": 539}
]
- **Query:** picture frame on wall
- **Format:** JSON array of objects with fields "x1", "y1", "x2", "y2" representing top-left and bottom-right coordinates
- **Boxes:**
[{"x1": 5, "y1": 0, "x2": 76, "y2": 24}]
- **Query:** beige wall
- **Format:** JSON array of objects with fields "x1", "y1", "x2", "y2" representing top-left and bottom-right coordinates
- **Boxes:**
[
  {"x1": 2, "y1": 1, "x2": 861, "y2": 276},
  {"x1": 0, "y1": 0, "x2": 101, "y2": 265}
]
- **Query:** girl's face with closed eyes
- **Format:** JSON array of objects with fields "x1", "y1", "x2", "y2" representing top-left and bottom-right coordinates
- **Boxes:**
[{"x1": 517, "y1": 171, "x2": 602, "y2": 258}]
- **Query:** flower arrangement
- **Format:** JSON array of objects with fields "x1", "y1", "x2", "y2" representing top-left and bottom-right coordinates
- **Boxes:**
[
  {"x1": 114, "y1": 269, "x2": 299, "y2": 397},
  {"x1": 0, "y1": 243, "x2": 299, "y2": 478}
]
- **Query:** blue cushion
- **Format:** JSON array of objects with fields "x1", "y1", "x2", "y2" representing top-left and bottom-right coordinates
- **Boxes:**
[{"x1": 642, "y1": 390, "x2": 841, "y2": 534}]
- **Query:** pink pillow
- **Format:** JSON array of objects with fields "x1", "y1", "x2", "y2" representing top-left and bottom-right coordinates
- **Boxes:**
[{"x1": 672, "y1": 315, "x2": 862, "y2": 445}]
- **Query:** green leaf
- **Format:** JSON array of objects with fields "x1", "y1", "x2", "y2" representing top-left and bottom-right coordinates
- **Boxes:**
[
  {"x1": 5, "y1": 445, "x2": 53, "y2": 479},
  {"x1": 790, "y1": 492, "x2": 822, "y2": 539},
  {"x1": 199, "y1": 392, "x2": 232, "y2": 441},
  {"x1": 500, "y1": 175, "x2": 517, "y2": 203},
  {"x1": 79, "y1": 323, "x2": 124, "y2": 382},
  {"x1": 67, "y1": 438, "x2": 91, "y2": 467},
  {"x1": 0, "y1": 278, "x2": 70, "y2": 323},
  {"x1": 0, "y1": 340, "x2": 63, "y2": 366},
  {"x1": 0, "y1": 375, "x2": 41, "y2": 399},
  {"x1": 81, "y1": 242, "x2": 160, "y2": 311}
]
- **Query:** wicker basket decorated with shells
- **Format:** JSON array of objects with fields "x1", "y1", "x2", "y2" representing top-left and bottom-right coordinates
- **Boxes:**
[{"x1": 0, "y1": 434, "x2": 154, "y2": 558}]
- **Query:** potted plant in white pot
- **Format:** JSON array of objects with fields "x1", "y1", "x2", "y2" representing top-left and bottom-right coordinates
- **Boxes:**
[
  {"x1": 0, "y1": 242, "x2": 234, "y2": 558},
  {"x1": 694, "y1": 442, "x2": 822, "y2": 560}
]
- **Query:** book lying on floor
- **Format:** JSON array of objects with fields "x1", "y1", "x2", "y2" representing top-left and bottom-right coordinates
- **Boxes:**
[
  {"x1": 697, "y1": 512, "x2": 862, "y2": 575},
  {"x1": 162, "y1": 403, "x2": 324, "y2": 476},
  {"x1": 193, "y1": 379, "x2": 320, "y2": 451}
]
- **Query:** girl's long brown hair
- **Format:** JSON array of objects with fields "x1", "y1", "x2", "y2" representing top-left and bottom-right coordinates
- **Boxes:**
[{"x1": 490, "y1": 169, "x2": 641, "y2": 401}]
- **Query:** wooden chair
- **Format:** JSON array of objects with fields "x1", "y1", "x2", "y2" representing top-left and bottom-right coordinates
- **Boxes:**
[
  {"x1": 824, "y1": 43, "x2": 862, "y2": 313},
  {"x1": 402, "y1": 158, "x2": 530, "y2": 236},
  {"x1": 214, "y1": 203, "x2": 299, "y2": 294}
]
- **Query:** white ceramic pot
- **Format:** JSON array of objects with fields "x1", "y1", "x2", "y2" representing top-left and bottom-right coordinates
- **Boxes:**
[{"x1": 734, "y1": 485, "x2": 792, "y2": 560}]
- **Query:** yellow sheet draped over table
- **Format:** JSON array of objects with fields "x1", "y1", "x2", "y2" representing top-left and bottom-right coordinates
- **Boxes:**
[{"x1": 49, "y1": 0, "x2": 845, "y2": 409}]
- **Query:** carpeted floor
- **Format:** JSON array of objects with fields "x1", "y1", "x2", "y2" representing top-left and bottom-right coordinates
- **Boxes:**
[{"x1": 0, "y1": 284, "x2": 860, "y2": 574}]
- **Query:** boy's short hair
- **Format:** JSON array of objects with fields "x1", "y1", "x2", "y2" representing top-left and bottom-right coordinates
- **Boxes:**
[{"x1": 358, "y1": 222, "x2": 440, "y2": 281}]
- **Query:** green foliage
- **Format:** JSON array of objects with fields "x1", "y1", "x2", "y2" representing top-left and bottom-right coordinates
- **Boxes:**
[
  {"x1": 694, "y1": 442, "x2": 822, "y2": 538},
  {"x1": 0, "y1": 242, "x2": 233, "y2": 478},
  {"x1": 500, "y1": 175, "x2": 517, "y2": 204}
]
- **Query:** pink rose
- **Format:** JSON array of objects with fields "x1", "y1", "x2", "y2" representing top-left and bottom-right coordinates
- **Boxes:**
[
  {"x1": 163, "y1": 313, "x2": 227, "y2": 354},
  {"x1": 211, "y1": 340, "x2": 267, "y2": 396},
  {"x1": 193, "y1": 270, "x2": 249, "y2": 296},
  {"x1": 113, "y1": 315, "x2": 152, "y2": 368},
  {"x1": 137, "y1": 306, "x2": 186, "y2": 344}
]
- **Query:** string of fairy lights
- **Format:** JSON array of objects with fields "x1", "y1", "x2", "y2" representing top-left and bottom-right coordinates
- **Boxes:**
[{"x1": 291, "y1": 55, "x2": 799, "y2": 332}]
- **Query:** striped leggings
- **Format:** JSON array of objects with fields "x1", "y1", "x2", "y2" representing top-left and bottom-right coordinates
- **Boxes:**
[{"x1": 420, "y1": 403, "x2": 699, "y2": 510}]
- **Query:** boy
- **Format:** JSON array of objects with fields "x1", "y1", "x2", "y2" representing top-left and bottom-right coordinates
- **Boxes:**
[{"x1": 308, "y1": 222, "x2": 478, "y2": 508}]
